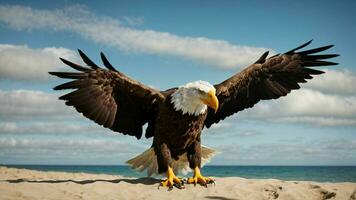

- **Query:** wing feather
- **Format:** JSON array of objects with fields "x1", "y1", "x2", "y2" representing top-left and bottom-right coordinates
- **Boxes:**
[
  {"x1": 59, "y1": 58, "x2": 90, "y2": 72},
  {"x1": 100, "y1": 52, "x2": 118, "y2": 72},
  {"x1": 78, "y1": 49, "x2": 99, "y2": 69},
  {"x1": 49, "y1": 72, "x2": 87, "y2": 79},
  {"x1": 50, "y1": 50, "x2": 164, "y2": 139},
  {"x1": 205, "y1": 41, "x2": 338, "y2": 127}
]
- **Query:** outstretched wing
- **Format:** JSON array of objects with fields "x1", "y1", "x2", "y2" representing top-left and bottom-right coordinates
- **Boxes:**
[
  {"x1": 205, "y1": 40, "x2": 339, "y2": 127},
  {"x1": 49, "y1": 50, "x2": 164, "y2": 139}
]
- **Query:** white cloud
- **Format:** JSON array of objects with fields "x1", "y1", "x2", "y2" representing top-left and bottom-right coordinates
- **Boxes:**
[
  {"x1": 0, "y1": 90, "x2": 78, "y2": 120},
  {"x1": 0, "y1": 5, "x2": 272, "y2": 69},
  {"x1": 323, "y1": 139, "x2": 356, "y2": 151},
  {"x1": 204, "y1": 121, "x2": 262, "y2": 137},
  {"x1": 0, "y1": 121, "x2": 116, "y2": 136},
  {"x1": 122, "y1": 16, "x2": 144, "y2": 26},
  {"x1": 0, "y1": 138, "x2": 134, "y2": 153},
  {"x1": 206, "y1": 122, "x2": 232, "y2": 131},
  {"x1": 273, "y1": 117, "x2": 356, "y2": 126},
  {"x1": 0, "y1": 136, "x2": 151, "y2": 165},
  {"x1": 212, "y1": 138, "x2": 356, "y2": 165},
  {"x1": 0, "y1": 122, "x2": 17, "y2": 132},
  {"x1": 237, "y1": 131, "x2": 261, "y2": 137},
  {"x1": 240, "y1": 88, "x2": 356, "y2": 126},
  {"x1": 307, "y1": 69, "x2": 356, "y2": 95},
  {"x1": 0, "y1": 44, "x2": 76, "y2": 81}
]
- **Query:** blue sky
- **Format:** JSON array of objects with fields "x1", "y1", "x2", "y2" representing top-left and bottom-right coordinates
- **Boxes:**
[{"x1": 0, "y1": 0, "x2": 355, "y2": 166}]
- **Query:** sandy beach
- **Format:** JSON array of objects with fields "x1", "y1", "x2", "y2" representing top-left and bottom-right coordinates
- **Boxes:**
[{"x1": 0, "y1": 167, "x2": 355, "y2": 200}]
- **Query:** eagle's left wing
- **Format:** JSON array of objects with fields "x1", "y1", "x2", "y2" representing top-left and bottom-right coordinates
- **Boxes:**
[{"x1": 205, "y1": 40, "x2": 338, "y2": 128}]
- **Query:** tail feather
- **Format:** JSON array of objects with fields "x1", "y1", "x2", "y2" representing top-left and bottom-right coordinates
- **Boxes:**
[
  {"x1": 147, "y1": 157, "x2": 158, "y2": 176},
  {"x1": 201, "y1": 145, "x2": 216, "y2": 166},
  {"x1": 126, "y1": 146, "x2": 216, "y2": 176},
  {"x1": 126, "y1": 148, "x2": 157, "y2": 175}
]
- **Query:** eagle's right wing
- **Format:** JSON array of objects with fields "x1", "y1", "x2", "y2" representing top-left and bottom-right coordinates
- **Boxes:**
[{"x1": 50, "y1": 50, "x2": 164, "y2": 139}]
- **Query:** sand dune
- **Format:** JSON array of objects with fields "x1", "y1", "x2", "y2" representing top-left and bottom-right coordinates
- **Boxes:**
[{"x1": 0, "y1": 167, "x2": 355, "y2": 200}]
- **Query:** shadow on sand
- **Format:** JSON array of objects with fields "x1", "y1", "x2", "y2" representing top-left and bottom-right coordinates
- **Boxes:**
[
  {"x1": 204, "y1": 196, "x2": 239, "y2": 200},
  {"x1": 3, "y1": 177, "x2": 161, "y2": 185}
]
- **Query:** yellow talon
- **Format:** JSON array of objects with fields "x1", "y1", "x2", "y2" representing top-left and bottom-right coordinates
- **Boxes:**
[
  {"x1": 159, "y1": 167, "x2": 184, "y2": 189},
  {"x1": 187, "y1": 167, "x2": 215, "y2": 187}
]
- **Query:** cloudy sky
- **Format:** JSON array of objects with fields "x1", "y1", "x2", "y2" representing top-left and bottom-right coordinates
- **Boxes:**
[{"x1": 0, "y1": 0, "x2": 355, "y2": 166}]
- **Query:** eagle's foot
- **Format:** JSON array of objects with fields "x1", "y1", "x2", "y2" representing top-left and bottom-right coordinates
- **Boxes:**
[
  {"x1": 186, "y1": 167, "x2": 215, "y2": 187},
  {"x1": 158, "y1": 167, "x2": 185, "y2": 190}
]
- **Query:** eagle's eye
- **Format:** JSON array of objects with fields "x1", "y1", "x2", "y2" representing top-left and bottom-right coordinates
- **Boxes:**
[{"x1": 196, "y1": 89, "x2": 206, "y2": 96}]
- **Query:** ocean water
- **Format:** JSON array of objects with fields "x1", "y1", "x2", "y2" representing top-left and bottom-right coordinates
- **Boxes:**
[{"x1": 2, "y1": 165, "x2": 355, "y2": 183}]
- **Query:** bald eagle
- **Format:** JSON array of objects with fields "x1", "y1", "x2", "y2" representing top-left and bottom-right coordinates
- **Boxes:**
[{"x1": 50, "y1": 40, "x2": 338, "y2": 189}]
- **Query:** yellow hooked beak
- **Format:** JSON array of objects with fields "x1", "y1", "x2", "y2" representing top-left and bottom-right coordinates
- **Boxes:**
[{"x1": 201, "y1": 90, "x2": 219, "y2": 113}]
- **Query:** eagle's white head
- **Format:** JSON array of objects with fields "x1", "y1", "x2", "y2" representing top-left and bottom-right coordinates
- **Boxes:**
[{"x1": 171, "y1": 80, "x2": 219, "y2": 116}]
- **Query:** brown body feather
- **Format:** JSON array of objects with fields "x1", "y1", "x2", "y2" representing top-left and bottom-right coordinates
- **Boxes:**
[
  {"x1": 50, "y1": 41, "x2": 338, "y2": 174},
  {"x1": 153, "y1": 92, "x2": 207, "y2": 173}
]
